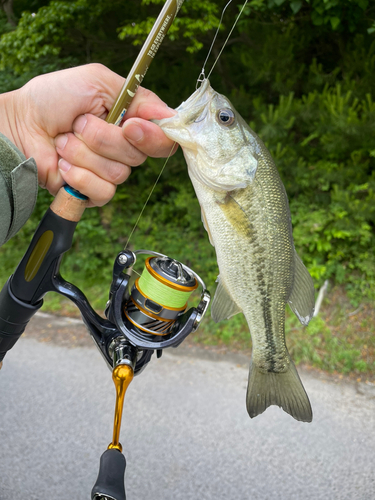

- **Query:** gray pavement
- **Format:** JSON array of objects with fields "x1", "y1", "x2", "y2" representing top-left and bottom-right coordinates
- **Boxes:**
[{"x1": 0, "y1": 317, "x2": 374, "y2": 500}]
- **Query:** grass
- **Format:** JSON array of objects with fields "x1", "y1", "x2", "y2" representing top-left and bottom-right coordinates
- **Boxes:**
[
  {"x1": 191, "y1": 286, "x2": 375, "y2": 383},
  {"x1": 287, "y1": 296, "x2": 375, "y2": 382}
]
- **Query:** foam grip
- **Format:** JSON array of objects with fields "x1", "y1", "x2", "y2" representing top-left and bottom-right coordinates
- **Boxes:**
[{"x1": 91, "y1": 448, "x2": 126, "y2": 500}]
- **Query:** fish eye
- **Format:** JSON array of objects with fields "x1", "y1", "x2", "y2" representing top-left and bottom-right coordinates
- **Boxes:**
[{"x1": 216, "y1": 108, "x2": 235, "y2": 127}]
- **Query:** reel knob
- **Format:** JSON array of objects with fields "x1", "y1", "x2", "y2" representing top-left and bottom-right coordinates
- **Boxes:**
[{"x1": 91, "y1": 449, "x2": 126, "y2": 500}]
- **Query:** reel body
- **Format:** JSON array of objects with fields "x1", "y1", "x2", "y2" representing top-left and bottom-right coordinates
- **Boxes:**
[{"x1": 106, "y1": 250, "x2": 210, "y2": 361}]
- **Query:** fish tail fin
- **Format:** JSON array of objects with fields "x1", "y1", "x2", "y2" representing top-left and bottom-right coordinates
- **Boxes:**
[{"x1": 246, "y1": 356, "x2": 313, "y2": 422}]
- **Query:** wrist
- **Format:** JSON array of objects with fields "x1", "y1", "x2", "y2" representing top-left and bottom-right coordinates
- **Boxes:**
[{"x1": 0, "y1": 89, "x2": 24, "y2": 155}]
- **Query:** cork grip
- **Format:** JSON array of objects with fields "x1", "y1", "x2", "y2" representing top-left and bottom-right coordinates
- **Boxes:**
[{"x1": 50, "y1": 187, "x2": 88, "y2": 222}]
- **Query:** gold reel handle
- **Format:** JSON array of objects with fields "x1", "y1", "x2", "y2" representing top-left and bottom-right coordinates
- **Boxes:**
[{"x1": 108, "y1": 363, "x2": 134, "y2": 453}]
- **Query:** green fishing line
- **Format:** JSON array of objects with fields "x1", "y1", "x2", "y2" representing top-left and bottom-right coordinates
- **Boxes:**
[{"x1": 138, "y1": 267, "x2": 193, "y2": 309}]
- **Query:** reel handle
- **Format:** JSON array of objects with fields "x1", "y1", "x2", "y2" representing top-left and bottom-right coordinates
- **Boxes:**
[{"x1": 91, "y1": 448, "x2": 126, "y2": 500}]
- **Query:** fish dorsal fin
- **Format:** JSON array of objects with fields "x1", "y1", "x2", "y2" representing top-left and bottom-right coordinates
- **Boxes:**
[
  {"x1": 201, "y1": 205, "x2": 214, "y2": 246},
  {"x1": 211, "y1": 276, "x2": 242, "y2": 323},
  {"x1": 288, "y1": 251, "x2": 315, "y2": 326}
]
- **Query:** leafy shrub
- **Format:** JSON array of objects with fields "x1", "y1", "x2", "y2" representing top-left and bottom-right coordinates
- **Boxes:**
[{"x1": 0, "y1": 0, "x2": 374, "y2": 306}]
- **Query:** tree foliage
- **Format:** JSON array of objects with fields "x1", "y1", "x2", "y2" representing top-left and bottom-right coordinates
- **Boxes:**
[{"x1": 0, "y1": 0, "x2": 374, "y2": 304}]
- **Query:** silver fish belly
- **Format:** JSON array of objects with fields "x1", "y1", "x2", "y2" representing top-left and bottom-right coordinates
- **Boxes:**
[{"x1": 155, "y1": 79, "x2": 315, "y2": 422}]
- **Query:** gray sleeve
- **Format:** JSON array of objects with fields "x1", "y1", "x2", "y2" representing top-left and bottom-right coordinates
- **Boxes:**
[{"x1": 0, "y1": 133, "x2": 38, "y2": 247}]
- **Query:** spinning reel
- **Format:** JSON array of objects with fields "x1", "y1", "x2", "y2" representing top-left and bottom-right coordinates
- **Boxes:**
[
  {"x1": 105, "y1": 250, "x2": 209, "y2": 356},
  {"x1": 91, "y1": 249, "x2": 210, "y2": 500},
  {"x1": 0, "y1": 192, "x2": 210, "y2": 500}
]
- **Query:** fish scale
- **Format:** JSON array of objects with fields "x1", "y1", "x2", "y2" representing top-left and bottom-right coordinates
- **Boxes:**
[{"x1": 155, "y1": 79, "x2": 315, "y2": 422}]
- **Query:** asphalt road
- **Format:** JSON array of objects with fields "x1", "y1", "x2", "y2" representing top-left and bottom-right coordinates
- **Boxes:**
[{"x1": 0, "y1": 313, "x2": 374, "y2": 500}]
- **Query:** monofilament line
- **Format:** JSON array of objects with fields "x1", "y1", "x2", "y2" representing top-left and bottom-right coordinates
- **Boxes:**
[
  {"x1": 123, "y1": 142, "x2": 176, "y2": 250},
  {"x1": 196, "y1": 0, "x2": 236, "y2": 87},
  {"x1": 205, "y1": 0, "x2": 249, "y2": 81}
]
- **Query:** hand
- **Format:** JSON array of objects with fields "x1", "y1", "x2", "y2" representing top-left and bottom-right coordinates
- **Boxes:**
[{"x1": 0, "y1": 64, "x2": 176, "y2": 207}]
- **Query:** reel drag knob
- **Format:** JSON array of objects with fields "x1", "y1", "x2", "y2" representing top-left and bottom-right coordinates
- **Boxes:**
[{"x1": 124, "y1": 256, "x2": 198, "y2": 336}]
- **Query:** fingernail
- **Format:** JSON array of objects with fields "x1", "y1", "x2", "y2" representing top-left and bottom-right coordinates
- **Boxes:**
[
  {"x1": 55, "y1": 134, "x2": 68, "y2": 150},
  {"x1": 123, "y1": 123, "x2": 144, "y2": 143},
  {"x1": 73, "y1": 114, "x2": 87, "y2": 135},
  {"x1": 58, "y1": 158, "x2": 72, "y2": 172}
]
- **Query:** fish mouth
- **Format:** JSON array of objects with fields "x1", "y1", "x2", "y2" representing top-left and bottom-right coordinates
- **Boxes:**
[
  {"x1": 153, "y1": 79, "x2": 214, "y2": 132},
  {"x1": 175, "y1": 78, "x2": 211, "y2": 113}
]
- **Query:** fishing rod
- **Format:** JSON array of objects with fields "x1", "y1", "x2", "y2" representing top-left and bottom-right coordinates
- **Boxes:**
[{"x1": 0, "y1": 1, "x2": 211, "y2": 499}]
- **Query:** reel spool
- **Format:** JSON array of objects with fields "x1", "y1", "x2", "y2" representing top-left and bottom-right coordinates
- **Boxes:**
[{"x1": 124, "y1": 256, "x2": 198, "y2": 335}]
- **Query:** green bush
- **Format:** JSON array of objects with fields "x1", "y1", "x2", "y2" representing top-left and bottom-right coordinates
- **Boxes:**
[
  {"x1": 247, "y1": 83, "x2": 375, "y2": 301},
  {"x1": 0, "y1": 0, "x2": 374, "y2": 307}
]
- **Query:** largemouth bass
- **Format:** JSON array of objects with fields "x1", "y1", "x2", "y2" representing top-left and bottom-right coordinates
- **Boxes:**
[{"x1": 155, "y1": 80, "x2": 315, "y2": 422}]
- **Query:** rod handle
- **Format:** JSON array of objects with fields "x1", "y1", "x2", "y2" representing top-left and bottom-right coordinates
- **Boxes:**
[{"x1": 50, "y1": 186, "x2": 88, "y2": 222}]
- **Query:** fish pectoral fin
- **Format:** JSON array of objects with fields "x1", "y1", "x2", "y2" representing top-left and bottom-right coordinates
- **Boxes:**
[
  {"x1": 211, "y1": 277, "x2": 242, "y2": 323},
  {"x1": 288, "y1": 250, "x2": 315, "y2": 326},
  {"x1": 246, "y1": 355, "x2": 313, "y2": 423},
  {"x1": 200, "y1": 206, "x2": 215, "y2": 246}
]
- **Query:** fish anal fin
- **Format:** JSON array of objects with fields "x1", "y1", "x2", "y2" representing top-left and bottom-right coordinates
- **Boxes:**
[
  {"x1": 211, "y1": 277, "x2": 242, "y2": 323},
  {"x1": 288, "y1": 251, "x2": 315, "y2": 326},
  {"x1": 246, "y1": 356, "x2": 313, "y2": 423}
]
